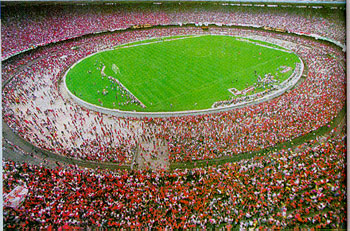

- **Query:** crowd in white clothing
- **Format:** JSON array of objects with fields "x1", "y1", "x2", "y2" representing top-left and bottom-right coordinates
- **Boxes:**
[
  {"x1": 2, "y1": 3, "x2": 346, "y2": 230},
  {"x1": 2, "y1": 4, "x2": 345, "y2": 59},
  {"x1": 3, "y1": 26, "x2": 345, "y2": 164}
]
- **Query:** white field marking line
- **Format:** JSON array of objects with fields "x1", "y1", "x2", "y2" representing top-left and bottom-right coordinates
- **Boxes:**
[
  {"x1": 228, "y1": 88, "x2": 241, "y2": 96},
  {"x1": 228, "y1": 86, "x2": 255, "y2": 96},
  {"x1": 111, "y1": 76, "x2": 146, "y2": 108},
  {"x1": 143, "y1": 40, "x2": 296, "y2": 107},
  {"x1": 237, "y1": 38, "x2": 291, "y2": 53},
  {"x1": 104, "y1": 64, "x2": 145, "y2": 108},
  {"x1": 104, "y1": 64, "x2": 144, "y2": 107},
  {"x1": 112, "y1": 35, "x2": 204, "y2": 107},
  {"x1": 101, "y1": 65, "x2": 107, "y2": 76},
  {"x1": 218, "y1": 61, "x2": 303, "y2": 108},
  {"x1": 224, "y1": 49, "x2": 298, "y2": 98},
  {"x1": 65, "y1": 35, "x2": 200, "y2": 111},
  {"x1": 117, "y1": 35, "x2": 202, "y2": 49},
  {"x1": 127, "y1": 35, "x2": 296, "y2": 109},
  {"x1": 64, "y1": 34, "x2": 304, "y2": 117}
]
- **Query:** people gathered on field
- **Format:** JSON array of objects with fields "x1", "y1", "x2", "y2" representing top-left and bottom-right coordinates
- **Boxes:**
[{"x1": 3, "y1": 129, "x2": 346, "y2": 229}]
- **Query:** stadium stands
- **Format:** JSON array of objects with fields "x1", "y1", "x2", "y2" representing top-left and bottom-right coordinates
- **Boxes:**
[
  {"x1": 3, "y1": 27, "x2": 345, "y2": 163},
  {"x1": 3, "y1": 127, "x2": 346, "y2": 229},
  {"x1": 1, "y1": 4, "x2": 345, "y2": 60},
  {"x1": 2, "y1": 2, "x2": 346, "y2": 229}
]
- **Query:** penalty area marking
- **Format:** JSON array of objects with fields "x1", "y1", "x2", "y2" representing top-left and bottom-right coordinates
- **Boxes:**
[
  {"x1": 108, "y1": 63, "x2": 146, "y2": 108},
  {"x1": 111, "y1": 76, "x2": 147, "y2": 109}
]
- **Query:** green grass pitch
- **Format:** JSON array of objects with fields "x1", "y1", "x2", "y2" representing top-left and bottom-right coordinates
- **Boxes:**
[{"x1": 65, "y1": 35, "x2": 300, "y2": 112}]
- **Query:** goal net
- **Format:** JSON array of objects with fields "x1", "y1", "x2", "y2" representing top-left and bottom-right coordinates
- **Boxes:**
[{"x1": 112, "y1": 64, "x2": 120, "y2": 75}]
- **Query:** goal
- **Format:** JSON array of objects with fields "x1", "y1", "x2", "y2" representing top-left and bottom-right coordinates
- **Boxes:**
[{"x1": 112, "y1": 64, "x2": 120, "y2": 74}]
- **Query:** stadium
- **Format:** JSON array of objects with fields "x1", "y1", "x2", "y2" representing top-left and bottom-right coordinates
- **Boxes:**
[{"x1": 2, "y1": 0, "x2": 346, "y2": 229}]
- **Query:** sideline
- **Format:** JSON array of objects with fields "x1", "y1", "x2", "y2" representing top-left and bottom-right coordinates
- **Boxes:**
[{"x1": 117, "y1": 35, "x2": 201, "y2": 49}]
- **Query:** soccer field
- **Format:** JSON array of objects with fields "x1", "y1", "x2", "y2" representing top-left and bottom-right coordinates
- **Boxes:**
[{"x1": 65, "y1": 35, "x2": 300, "y2": 112}]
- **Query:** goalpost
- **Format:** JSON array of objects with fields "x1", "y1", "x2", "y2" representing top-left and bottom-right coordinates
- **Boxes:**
[{"x1": 112, "y1": 64, "x2": 120, "y2": 75}]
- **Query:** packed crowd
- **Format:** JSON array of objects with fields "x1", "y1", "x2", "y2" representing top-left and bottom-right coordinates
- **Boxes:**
[
  {"x1": 3, "y1": 126, "x2": 346, "y2": 229},
  {"x1": 2, "y1": 26, "x2": 345, "y2": 164},
  {"x1": 2, "y1": 4, "x2": 346, "y2": 229},
  {"x1": 1, "y1": 4, "x2": 170, "y2": 59},
  {"x1": 2, "y1": 4, "x2": 345, "y2": 59}
]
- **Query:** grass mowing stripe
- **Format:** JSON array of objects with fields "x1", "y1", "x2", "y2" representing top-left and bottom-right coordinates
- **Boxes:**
[{"x1": 66, "y1": 35, "x2": 299, "y2": 112}]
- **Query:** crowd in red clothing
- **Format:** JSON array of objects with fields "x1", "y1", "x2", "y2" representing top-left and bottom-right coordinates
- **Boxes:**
[
  {"x1": 1, "y1": 4, "x2": 171, "y2": 59},
  {"x1": 2, "y1": 26, "x2": 345, "y2": 164},
  {"x1": 2, "y1": 4, "x2": 346, "y2": 229},
  {"x1": 3, "y1": 27, "x2": 208, "y2": 164},
  {"x1": 3, "y1": 126, "x2": 346, "y2": 229},
  {"x1": 2, "y1": 4, "x2": 345, "y2": 59},
  {"x1": 152, "y1": 40, "x2": 345, "y2": 162}
]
